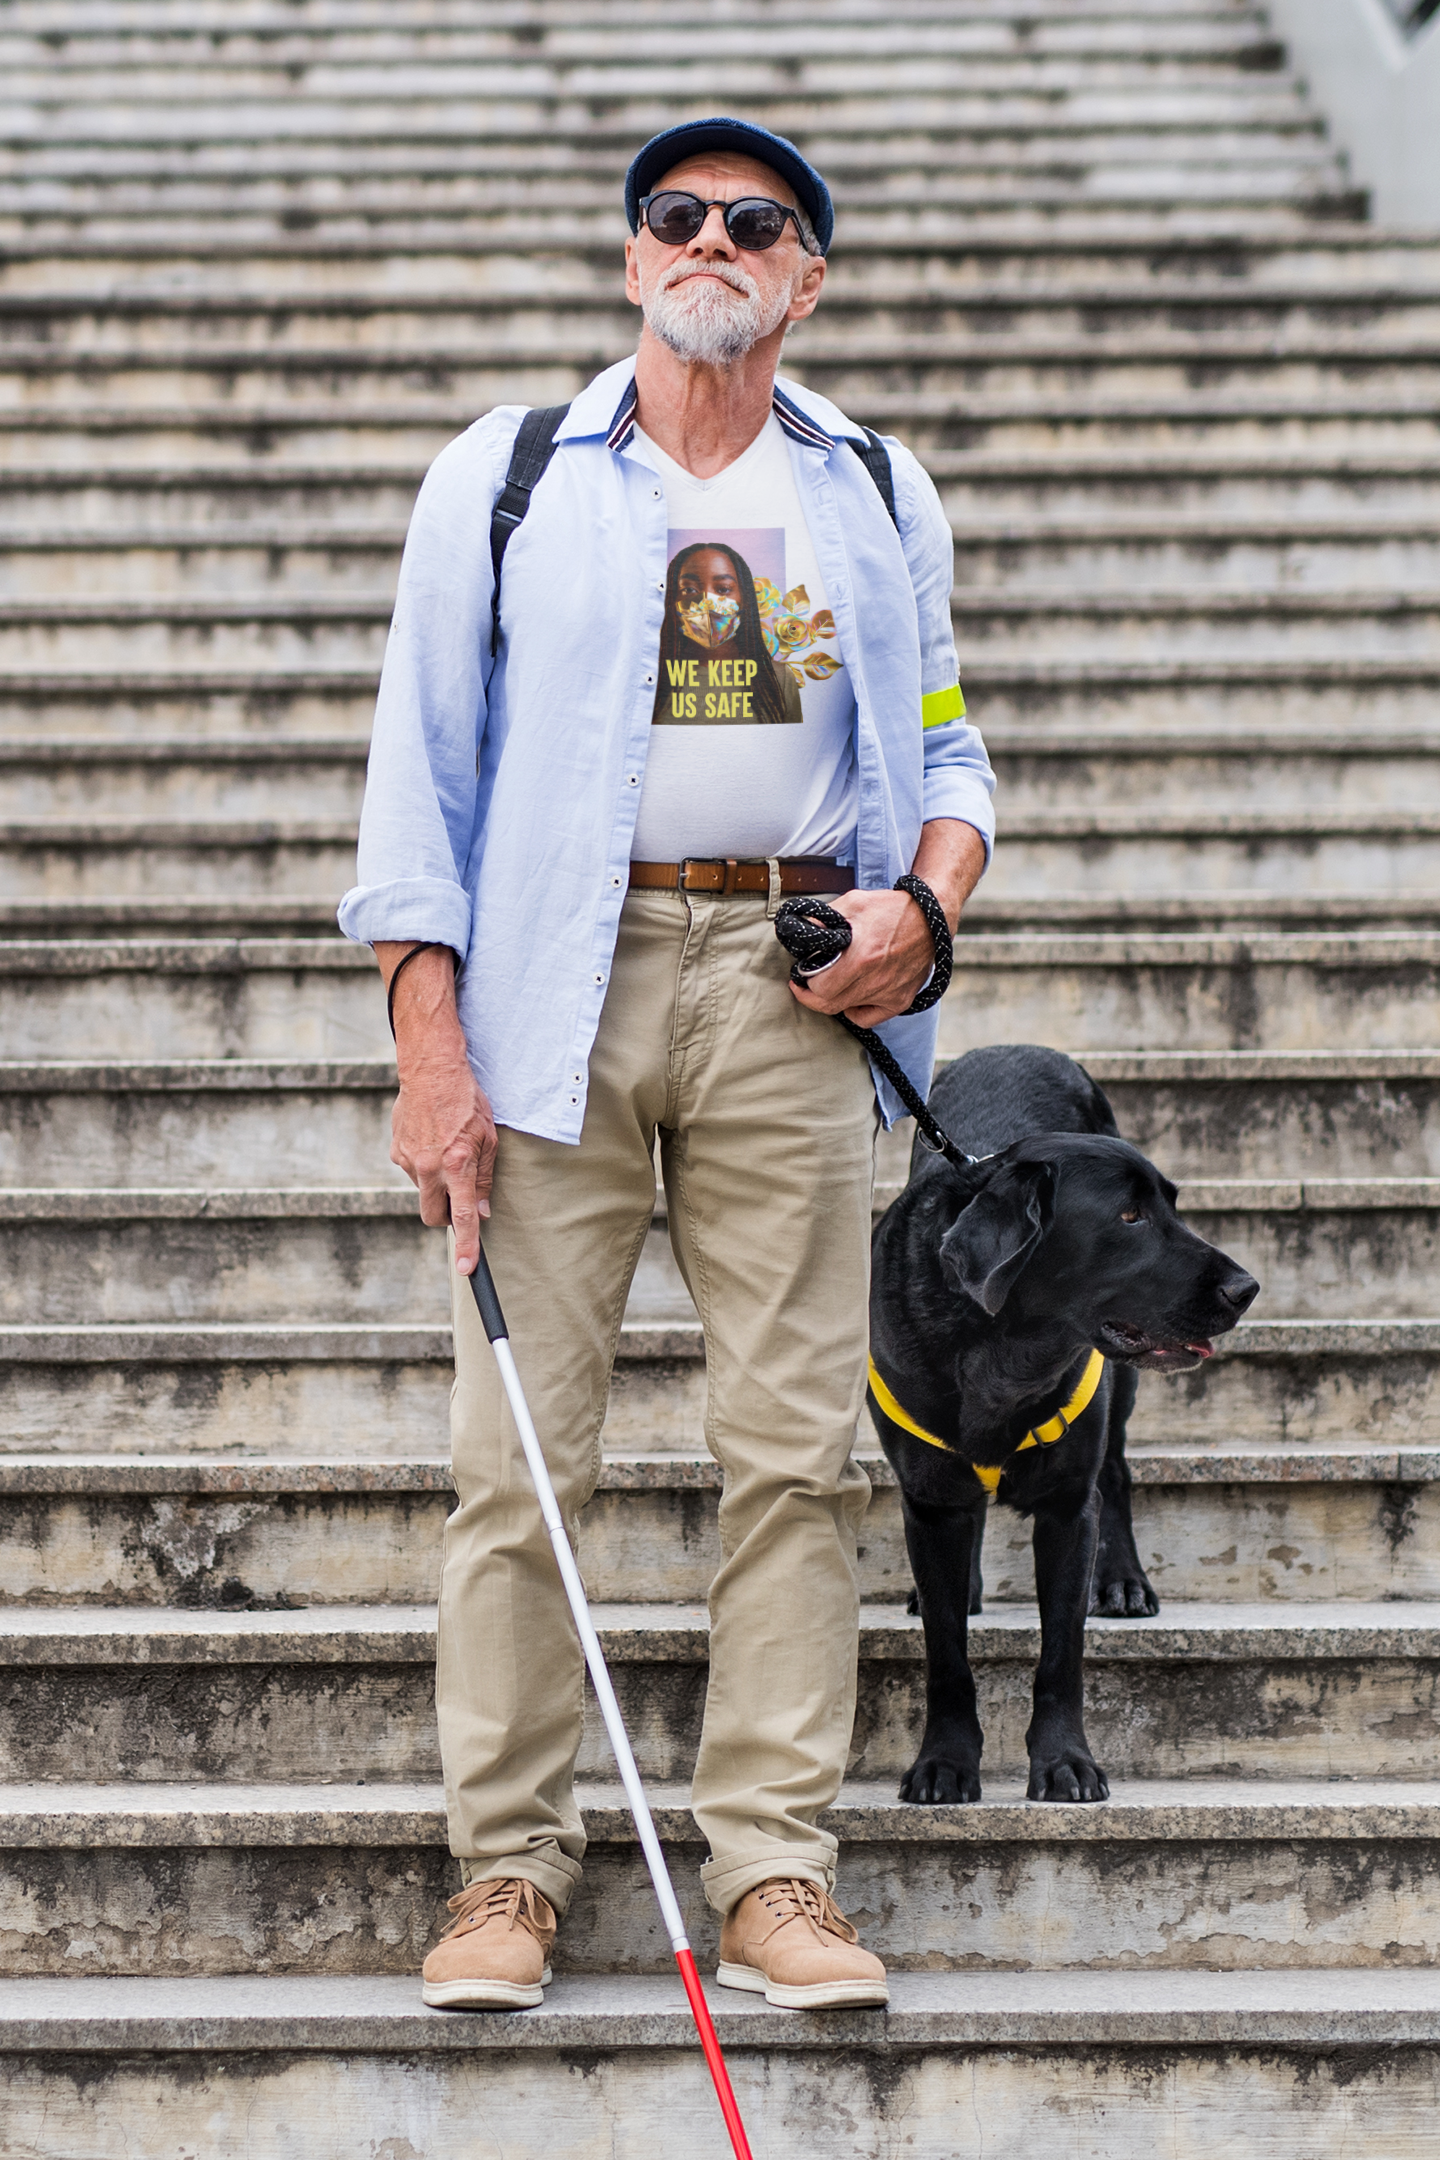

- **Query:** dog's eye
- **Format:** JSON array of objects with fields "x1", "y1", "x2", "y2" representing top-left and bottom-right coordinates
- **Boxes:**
[{"x1": 1120, "y1": 1207, "x2": 1144, "y2": 1225}]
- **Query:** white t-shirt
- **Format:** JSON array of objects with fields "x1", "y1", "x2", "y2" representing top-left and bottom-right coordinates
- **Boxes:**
[{"x1": 629, "y1": 414, "x2": 859, "y2": 862}]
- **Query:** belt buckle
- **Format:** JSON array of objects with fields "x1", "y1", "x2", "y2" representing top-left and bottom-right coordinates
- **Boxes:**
[{"x1": 680, "y1": 857, "x2": 742, "y2": 895}]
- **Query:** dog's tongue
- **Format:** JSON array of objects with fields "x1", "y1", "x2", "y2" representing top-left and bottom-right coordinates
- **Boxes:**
[{"x1": 1184, "y1": 1339, "x2": 1215, "y2": 1359}]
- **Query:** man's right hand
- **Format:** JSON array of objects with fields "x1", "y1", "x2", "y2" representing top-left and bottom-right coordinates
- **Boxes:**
[{"x1": 376, "y1": 942, "x2": 497, "y2": 1278}]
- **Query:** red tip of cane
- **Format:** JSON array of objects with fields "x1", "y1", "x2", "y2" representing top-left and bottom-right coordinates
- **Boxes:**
[{"x1": 674, "y1": 1947, "x2": 754, "y2": 2160}]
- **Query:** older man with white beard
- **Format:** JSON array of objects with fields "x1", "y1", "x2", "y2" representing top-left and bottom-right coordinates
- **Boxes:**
[{"x1": 340, "y1": 118, "x2": 995, "y2": 2012}]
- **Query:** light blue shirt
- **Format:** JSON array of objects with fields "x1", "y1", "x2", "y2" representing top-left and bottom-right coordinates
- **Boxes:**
[{"x1": 339, "y1": 357, "x2": 997, "y2": 1143}]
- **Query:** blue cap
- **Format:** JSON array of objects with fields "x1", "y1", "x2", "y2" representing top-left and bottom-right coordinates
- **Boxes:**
[{"x1": 624, "y1": 117, "x2": 834, "y2": 256}]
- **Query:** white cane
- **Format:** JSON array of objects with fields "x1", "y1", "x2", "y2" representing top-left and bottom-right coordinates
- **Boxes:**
[{"x1": 465, "y1": 1244, "x2": 755, "y2": 2160}]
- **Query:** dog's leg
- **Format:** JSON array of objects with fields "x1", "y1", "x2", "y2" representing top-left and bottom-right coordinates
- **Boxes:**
[
  {"x1": 899, "y1": 1487, "x2": 988, "y2": 1803},
  {"x1": 1026, "y1": 1489, "x2": 1110, "y2": 1802},
  {"x1": 1090, "y1": 1363, "x2": 1160, "y2": 1618}
]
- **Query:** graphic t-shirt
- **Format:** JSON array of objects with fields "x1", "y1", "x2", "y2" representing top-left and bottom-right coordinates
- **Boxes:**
[{"x1": 629, "y1": 414, "x2": 858, "y2": 862}]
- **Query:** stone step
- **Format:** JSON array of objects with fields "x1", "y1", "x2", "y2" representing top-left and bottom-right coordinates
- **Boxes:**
[
  {"x1": 3, "y1": 1443, "x2": 1439, "y2": 1608},
  {"x1": 0, "y1": 672, "x2": 377, "y2": 738},
  {"x1": 18, "y1": 659, "x2": 1436, "y2": 745},
  {"x1": 987, "y1": 726, "x2": 1440, "y2": 811},
  {"x1": 966, "y1": 891, "x2": 1440, "y2": 933},
  {"x1": 8, "y1": 521, "x2": 1440, "y2": 600},
  {"x1": 0, "y1": 939, "x2": 383, "y2": 1057},
  {"x1": 0, "y1": 894, "x2": 341, "y2": 938},
  {"x1": 0, "y1": 826, "x2": 356, "y2": 899},
  {"x1": 5, "y1": 1967, "x2": 1438, "y2": 2160},
  {"x1": 11, "y1": 931, "x2": 1440, "y2": 1057},
  {"x1": 8, "y1": 1050, "x2": 1440, "y2": 1190},
  {"x1": 5, "y1": 596, "x2": 1440, "y2": 676},
  {"x1": 4, "y1": 395, "x2": 1436, "y2": 474},
  {"x1": 4, "y1": 1312, "x2": 1440, "y2": 1453},
  {"x1": 7, "y1": 449, "x2": 1440, "y2": 537},
  {"x1": 3, "y1": 1173, "x2": 1440, "y2": 1325},
  {"x1": 4, "y1": 1774, "x2": 1440, "y2": 1980},
  {"x1": 5, "y1": 187, "x2": 1387, "y2": 253},
  {"x1": 0, "y1": 101, "x2": 1325, "y2": 169},
  {"x1": 0, "y1": 16, "x2": 1294, "y2": 64},
  {"x1": 13, "y1": 812, "x2": 1440, "y2": 904},
  {"x1": 983, "y1": 811, "x2": 1440, "y2": 896},
  {"x1": 3, "y1": 1598, "x2": 1439, "y2": 1782},
  {"x1": 7, "y1": 728, "x2": 1440, "y2": 820},
  {"x1": 7, "y1": 331, "x2": 1435, "y2": 410},
  {"x1": 0, "y1": 738, "x2": 365, "y2": 816}
]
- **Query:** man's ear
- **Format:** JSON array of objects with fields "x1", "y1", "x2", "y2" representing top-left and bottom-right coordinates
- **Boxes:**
[{"x1": 938, "y1": 1160, "x2": 1055, "y2": 1316}]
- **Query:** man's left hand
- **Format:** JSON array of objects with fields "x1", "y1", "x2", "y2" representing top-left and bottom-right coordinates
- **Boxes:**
[{"x1": 790, "y1": 819, "x2": 986, "y2": 1030}]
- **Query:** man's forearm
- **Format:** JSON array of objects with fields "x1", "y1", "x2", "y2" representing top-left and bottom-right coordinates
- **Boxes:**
[
  {"x1": 910, "y1": 818, "x2": 988, "y2": 932},
  {"x1": 375, "y1": 940, "x2": 466, "y2": 1069},
  {"x1": 375, "y1": 940, "x2": 497, "y2": 1267}
]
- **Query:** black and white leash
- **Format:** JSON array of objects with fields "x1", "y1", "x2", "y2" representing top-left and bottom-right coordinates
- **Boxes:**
[{"x1": 773, "y1": 876, "x2": 977, "y2": 1171}]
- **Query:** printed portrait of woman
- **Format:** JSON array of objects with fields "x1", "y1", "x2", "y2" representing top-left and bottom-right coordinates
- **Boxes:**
[{"x1": 653, "y1": 541, "x2": 804, "y2": 725}]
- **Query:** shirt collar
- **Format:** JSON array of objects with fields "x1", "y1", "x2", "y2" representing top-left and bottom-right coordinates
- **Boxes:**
[{"x1": 553, "y1": 357, "x2": 869, "y2": 456}]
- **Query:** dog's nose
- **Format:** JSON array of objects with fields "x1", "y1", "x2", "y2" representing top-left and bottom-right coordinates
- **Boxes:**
[{"x1": 1218, "y1": 1268, "x2": 1260, "y2": 1314}]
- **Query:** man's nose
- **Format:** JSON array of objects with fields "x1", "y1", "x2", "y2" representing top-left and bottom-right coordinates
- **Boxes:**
[{"x1": 687, "y1": 206, "x2": 737, "y2": 258}]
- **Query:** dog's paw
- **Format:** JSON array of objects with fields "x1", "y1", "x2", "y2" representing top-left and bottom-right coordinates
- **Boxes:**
[
  {"x1": 1026, "y1": 1752, "x2": 1110, "y2": 1804},
  {"x1": 1089, "y1": 1567, "x2": 1159, "y2": 1619},
  {"x1": 900, "y1": 1756, "x2": 982, "y2": 1805}
]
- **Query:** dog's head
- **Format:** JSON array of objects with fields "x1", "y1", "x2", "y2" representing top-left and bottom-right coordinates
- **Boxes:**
[{"x1": 938, "y1": 1134, "x2": 1258, "y2": 1370}]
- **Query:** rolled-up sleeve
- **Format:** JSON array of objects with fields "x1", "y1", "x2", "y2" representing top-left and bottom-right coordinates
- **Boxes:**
[
  {"x1": 337, "y1": 412, "x2": 519, "y2": 954},
  {"x1": 892, "y1": 445, "x2": 996, "y2": 862}
]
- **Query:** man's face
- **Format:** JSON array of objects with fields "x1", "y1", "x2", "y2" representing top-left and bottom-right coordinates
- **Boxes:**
[{"x1": 625, "y1": 152, "x2": 826, "y2": 366}]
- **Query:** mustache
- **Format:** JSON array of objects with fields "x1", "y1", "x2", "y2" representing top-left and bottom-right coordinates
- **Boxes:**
[{"x1": 657, "y1": 259, "x2": 758, "y2": 301}]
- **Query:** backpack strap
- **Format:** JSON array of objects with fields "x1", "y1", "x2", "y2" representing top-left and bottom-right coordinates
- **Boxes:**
[
  {"x1": 489, "y1": 402, "x2": 572, "y2": 655},
  {"x1": 849, "y1": 426, "x2": 898, "y2": 528}
]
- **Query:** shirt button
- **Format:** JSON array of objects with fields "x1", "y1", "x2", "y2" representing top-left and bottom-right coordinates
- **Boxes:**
[
  {"x1": 643, "y1": 675, "x2": 654, "y2": 686},
  {"x1": 611, "y1": 873, "x2": 622, "y2": 885},
  {"x1": 652, "y1": 488, "x2": 662, "y2": 499},
  {"x1": 626, "y1": 775, "x2": 638, "y2": 786},
  {"x1": 594, "y1": 972, "x2": 605, "y2": 984},
  {"x1": 655, "y1": 581, "x2": 664, "y2": 593}
]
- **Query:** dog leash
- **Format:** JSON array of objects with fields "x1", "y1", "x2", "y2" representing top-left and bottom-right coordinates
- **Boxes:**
[{"x1": 772, "y1": 878, "x2": 977, "y2": 1169}]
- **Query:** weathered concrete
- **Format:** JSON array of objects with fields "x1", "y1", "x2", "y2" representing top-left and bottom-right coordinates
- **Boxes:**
[
  {"x1": 6, "y1": 1449, "x2": 1440, "y2": 1607},
  {"x1": 4, "y1": 1602, "x2": 1440, "y2": 1784},
  {"x1": 5, "y1": 1776, "x2": 1440, "y2": 1979},
  {"x1": 2, "y1": 1971, "x2": 1440, "y2": 2160}
]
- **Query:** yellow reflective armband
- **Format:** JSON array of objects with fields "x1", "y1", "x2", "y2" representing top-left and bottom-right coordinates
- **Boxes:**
[{"x1": 921, "y1": 683, "x2": 966, "y2": 730}]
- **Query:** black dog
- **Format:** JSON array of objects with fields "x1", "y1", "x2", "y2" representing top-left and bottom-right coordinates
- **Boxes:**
[{"x1": 868, "y1": 1044, "x2": 1258, "y2": 1804}]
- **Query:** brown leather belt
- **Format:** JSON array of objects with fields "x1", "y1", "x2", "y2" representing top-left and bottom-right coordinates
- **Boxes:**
[{"x1": 629, "y1": 857, "x2": 855, "y2": 898}]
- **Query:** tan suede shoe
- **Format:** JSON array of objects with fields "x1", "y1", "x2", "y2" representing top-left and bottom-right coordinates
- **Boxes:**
[
  {"x1": 421, "y1": 1878, "x2": 556, "y2": 2010},
  {"x1": 717, "y1": 1877, "x2": 889, "y2": 2010}
]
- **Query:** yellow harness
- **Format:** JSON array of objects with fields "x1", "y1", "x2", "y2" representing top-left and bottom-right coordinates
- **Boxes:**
[{"x1": 867, "y1": 1347, "x2": 1106, "y2": 1497}]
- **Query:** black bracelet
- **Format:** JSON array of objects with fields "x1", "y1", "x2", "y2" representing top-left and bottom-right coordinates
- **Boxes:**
[
  {"x1": 386, "y1": 941, "x2": 457, "y2": 1041},
  {"x1": 894, "y1": 873, "x2": 954, "y2": 1015}
]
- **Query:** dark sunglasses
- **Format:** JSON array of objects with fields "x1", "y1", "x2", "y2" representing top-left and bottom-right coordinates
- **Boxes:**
[{"x1": 639, "y1": 190, "x2": 805, "y2": 253}]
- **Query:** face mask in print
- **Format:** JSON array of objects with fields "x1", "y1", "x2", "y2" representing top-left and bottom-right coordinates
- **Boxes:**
[{"x1": 678, "y1": 592, "x2": 741, "y2": 649}]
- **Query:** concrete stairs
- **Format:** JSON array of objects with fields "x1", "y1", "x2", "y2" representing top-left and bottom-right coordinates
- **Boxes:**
[{"x1": 3, "y1": 0, "x2": 1440, "y2": 2152}]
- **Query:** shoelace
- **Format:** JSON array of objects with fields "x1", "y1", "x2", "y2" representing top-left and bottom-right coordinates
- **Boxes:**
[
  {"x1": 440, "y1": 1876, "x2": 549, "y2": 1943},
  {"x1": 753, "y1": 1877, "x2": 859, "y2": 1945}
]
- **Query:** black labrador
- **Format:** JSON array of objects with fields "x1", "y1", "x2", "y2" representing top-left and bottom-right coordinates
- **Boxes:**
[{"x1": 868, "y1": 1044, "x2": 1258, "y2": 1805}]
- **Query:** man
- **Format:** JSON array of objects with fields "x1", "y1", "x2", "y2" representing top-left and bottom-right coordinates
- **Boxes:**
[{"x1": 339, "y1": 116, "x2": 995, "y2": 2012}]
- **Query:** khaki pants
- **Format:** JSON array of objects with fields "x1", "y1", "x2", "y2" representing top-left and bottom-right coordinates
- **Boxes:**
[{"x1": 437, "y1": 888, "x2": 877, "y2": 1918}]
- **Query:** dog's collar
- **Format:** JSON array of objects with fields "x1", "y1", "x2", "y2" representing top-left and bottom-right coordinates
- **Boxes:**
[{"x1": 866, "y1": 1347, "x2": 1106, "y2": 1496}]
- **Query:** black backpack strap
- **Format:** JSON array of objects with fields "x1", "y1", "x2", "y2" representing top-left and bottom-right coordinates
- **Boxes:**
[
  {"x1": 849, "y1": 426, "x2": 898, "y2": 528},
  {"x1": 489, "y1": 402, "x2": 571, "y2": 656}
]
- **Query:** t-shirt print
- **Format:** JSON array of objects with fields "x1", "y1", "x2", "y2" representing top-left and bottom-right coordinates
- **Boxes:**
[{"x1": 652, "y1": 526, "x2": 842, "y2": 726}]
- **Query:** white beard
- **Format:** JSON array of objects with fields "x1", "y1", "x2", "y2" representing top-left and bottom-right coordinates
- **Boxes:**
[{"x1": 640, "y1": 259, "x2": 793, "y2": 366}]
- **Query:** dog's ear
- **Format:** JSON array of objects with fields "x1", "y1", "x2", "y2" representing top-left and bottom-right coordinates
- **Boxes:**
[{"x1": 938, "y1": 1160, "x2": 1054, "y2": 1315}]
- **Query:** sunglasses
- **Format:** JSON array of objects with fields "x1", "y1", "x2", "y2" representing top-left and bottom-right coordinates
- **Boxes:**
[{"x1": 639, "y1": 190, "x2": 805, "y2": 253}]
